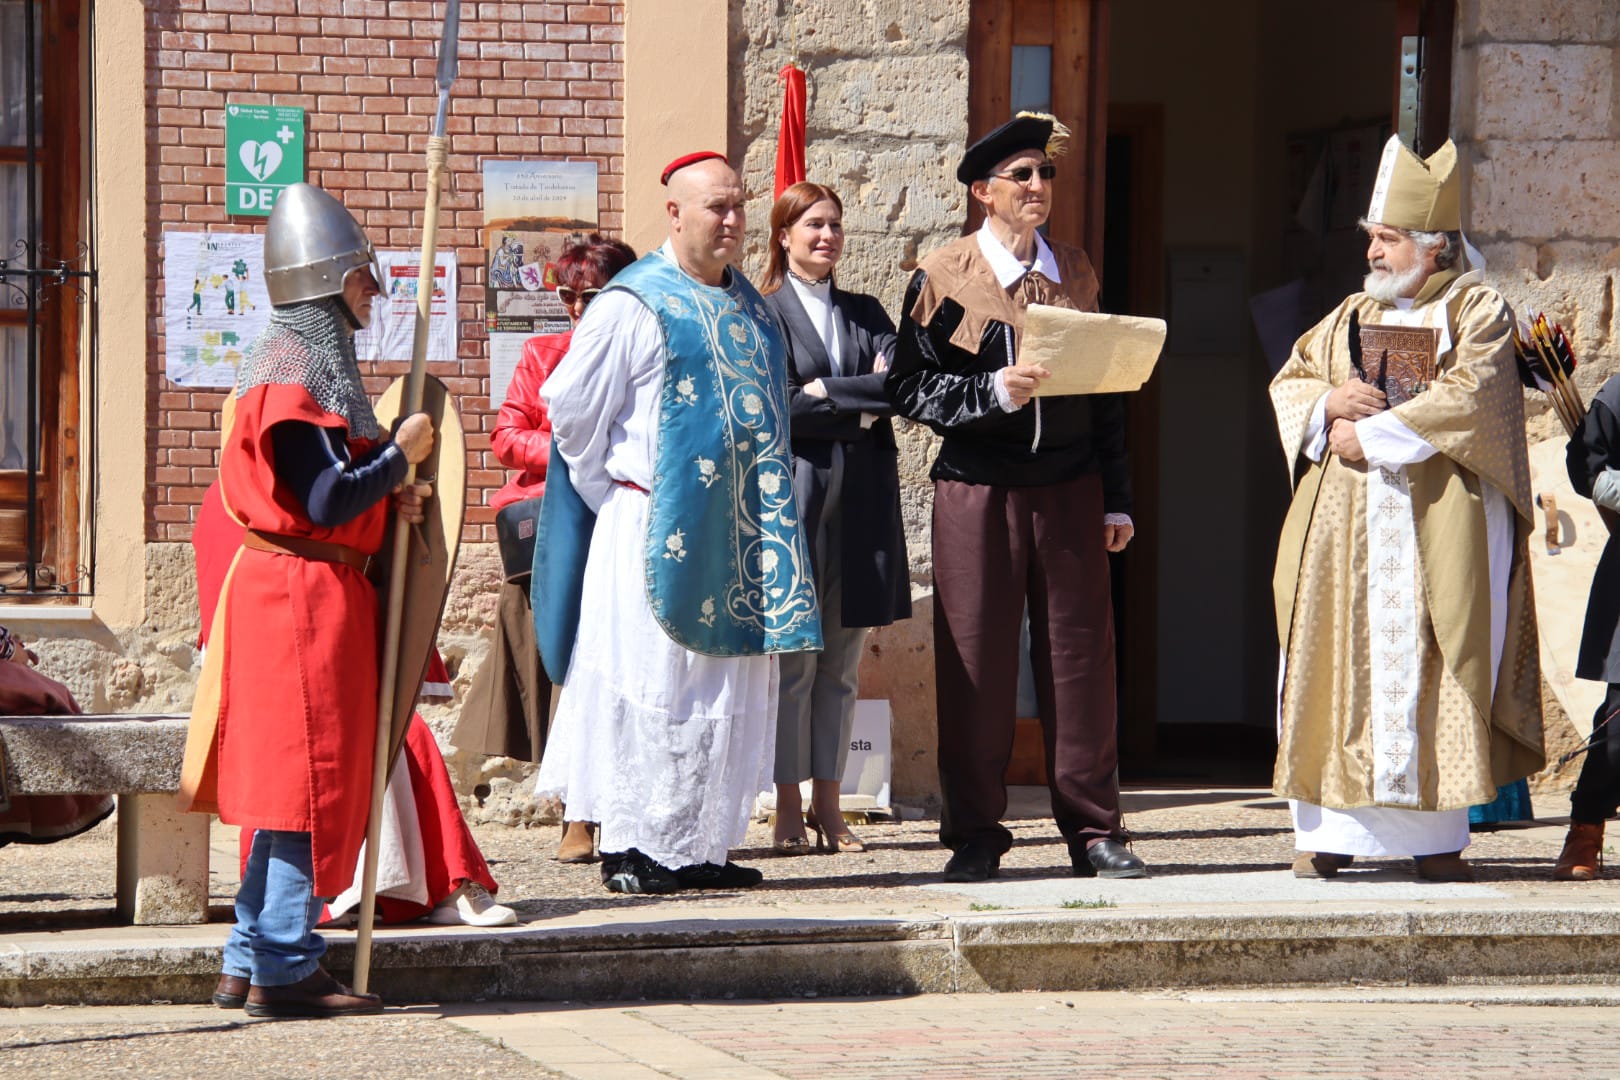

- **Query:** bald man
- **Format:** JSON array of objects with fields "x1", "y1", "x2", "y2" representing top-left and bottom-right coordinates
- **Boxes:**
[{"x1": 535, "y1": 153, "x2": 822, "y2": 895}]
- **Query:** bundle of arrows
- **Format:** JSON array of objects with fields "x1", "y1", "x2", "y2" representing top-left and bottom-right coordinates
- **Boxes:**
[{"x1": 1514, "y1": 311, "x2": 1585, "y2": 436}]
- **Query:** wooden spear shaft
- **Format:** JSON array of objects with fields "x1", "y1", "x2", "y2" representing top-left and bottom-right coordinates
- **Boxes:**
[{"x1": 352, "y1": 134, "x2": 449, "y2": 996}]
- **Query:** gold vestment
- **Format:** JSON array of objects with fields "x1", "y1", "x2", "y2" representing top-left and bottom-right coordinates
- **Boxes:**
[{"x1": 1270, "y1": 271, "x2": 1545, "y2": 810}]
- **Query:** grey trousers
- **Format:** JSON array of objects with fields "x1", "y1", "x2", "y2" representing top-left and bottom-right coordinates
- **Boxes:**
[{"x1": 775, "y1": 450, "x2": 869, "y2": 785}]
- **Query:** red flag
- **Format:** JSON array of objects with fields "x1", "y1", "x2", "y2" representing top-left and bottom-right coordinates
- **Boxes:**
[{"x1": 775, "y1": 62, "x2": 807, "y2": 199}]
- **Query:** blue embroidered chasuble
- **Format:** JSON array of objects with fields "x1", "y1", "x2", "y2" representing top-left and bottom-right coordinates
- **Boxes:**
[{"x1": 538, "y1": 252, "x2": 822, "y2": 663}]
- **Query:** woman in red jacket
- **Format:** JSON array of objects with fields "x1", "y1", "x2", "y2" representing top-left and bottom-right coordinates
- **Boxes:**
[{"x1": 454, "y1": 235, "x2": 636, "y2": 864}]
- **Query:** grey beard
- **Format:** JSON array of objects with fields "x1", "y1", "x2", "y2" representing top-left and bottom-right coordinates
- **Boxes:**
[
  {"x1": 236, "y1": 298, "x2": 380, "y2": 441},
  {"x1": 1363, "y1": 261, "x2": 1427, "y2": 304}
]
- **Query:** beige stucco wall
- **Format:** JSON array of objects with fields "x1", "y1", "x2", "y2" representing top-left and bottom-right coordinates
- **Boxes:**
[{"x1": 622, "y1": 0, "x2": 731, "y2": 255}]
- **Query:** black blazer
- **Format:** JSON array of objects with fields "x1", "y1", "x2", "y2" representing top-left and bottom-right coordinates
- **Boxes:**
[
  {"x1": 1570, "y1": 375, "x2": 1620, "y2": 682},
  {"x1": 765, "y1": 283, "x2": 911, "y2": 629}
]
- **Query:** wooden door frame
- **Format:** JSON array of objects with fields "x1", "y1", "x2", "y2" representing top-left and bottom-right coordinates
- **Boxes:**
[
  {"x1": 0, "y1": 0, "x2": 86, "y2": 594},
  {"x1": 965, "y1": 0, "x2": 1110, "y2": 262},
  {"x1": 1104, "y1": 101, "x2": 1163, "y2": 771},
  {"x1": 969, "y1": 1, "x2": 1131, "y2": 785}
]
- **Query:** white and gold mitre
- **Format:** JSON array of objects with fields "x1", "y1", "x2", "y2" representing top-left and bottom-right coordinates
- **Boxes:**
[{"x1": 1365, "y1": 135, "x2": 1460, "y2": 232}]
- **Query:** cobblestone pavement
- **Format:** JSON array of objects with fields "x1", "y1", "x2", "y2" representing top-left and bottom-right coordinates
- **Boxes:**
[
  {"x1": 3, "y1": 787, "x2": 1611, "y2": 930},
  {"x1": 6, "y1": 989, "x2": 1620, "y2": 1079}
]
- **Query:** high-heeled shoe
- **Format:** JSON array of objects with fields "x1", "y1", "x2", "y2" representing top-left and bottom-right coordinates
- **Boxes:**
[
  {"x1": 807, "y1": 808, "x2": 866, "y2": 854},
  {"x1": 771, "y1": 812, "x2": 816, "y2": 856}
]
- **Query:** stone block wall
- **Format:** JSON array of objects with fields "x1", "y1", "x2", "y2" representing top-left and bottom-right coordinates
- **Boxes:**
[
  {"x1": 145, "y1": 0, "x2": 625, "y2": 545},
  {"x1": 1456, "y1": 0, "x2": 1620, "y2": 430},
  {"x1": 730, "y1": 0, "x2": 971, "y2": 582},
  {"x1": 1453, "y1": 0, "x2": 1620, "y2": 749}
]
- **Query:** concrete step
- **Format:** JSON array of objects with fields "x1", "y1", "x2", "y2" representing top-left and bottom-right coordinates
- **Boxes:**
[{"x1": 7, "y1": 899, "x2": 1620, "y2": 1007}]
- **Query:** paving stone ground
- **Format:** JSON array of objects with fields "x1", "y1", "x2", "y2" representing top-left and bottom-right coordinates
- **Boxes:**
[
  {"x1": 3, "y1": 787, "x2": 1613, "y2": 932},
  {"x1": 5, "y1": 989, "x2": 1620, "y2": 1079}
]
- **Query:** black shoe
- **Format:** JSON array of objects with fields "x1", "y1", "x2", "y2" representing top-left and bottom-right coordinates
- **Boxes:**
[
  {"x1": 602, "y1": 849, "x2": 680, "y2": 895},
  {"x1": 1073, "y1": 838, "x2": 1146, "y2": 879},
  {"x1": 674, "y1": 861, "x2": 764, "y2": 890},
  {"x1": 943, "y1": 844, "x2": 1000, "y2": 883}
]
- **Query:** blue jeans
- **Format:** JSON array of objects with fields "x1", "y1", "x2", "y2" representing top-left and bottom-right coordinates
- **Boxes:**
[{"x1": 222, "y1": 829, "x2": 326, "y2": 987}]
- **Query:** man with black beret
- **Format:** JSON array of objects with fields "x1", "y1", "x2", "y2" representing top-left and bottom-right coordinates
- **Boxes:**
[{"x1": 887, "y1": 113, "x2": 1144, "y2": 883}]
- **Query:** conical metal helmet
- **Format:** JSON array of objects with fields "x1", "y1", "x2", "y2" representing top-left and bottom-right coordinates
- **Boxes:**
[{"x1": 263, "y1": 183, "x2": 382, "y2": 307}]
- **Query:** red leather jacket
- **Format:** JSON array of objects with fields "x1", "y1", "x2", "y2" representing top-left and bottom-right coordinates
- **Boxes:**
[{"x1": 490, "y1": 330, "x2": 572, "y2": 510}]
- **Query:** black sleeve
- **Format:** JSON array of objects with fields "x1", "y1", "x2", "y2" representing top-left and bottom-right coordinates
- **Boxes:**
[
  {"x1": 885, "y1": 270, "x2": 1008, "y2": 435},
  {"x1": 820, "y1": 296, "x2": 899, "y2": 418},
  {"x1": 782, "y1": 310, "x2": 868, "y2": 442},
  {"x1": 1569, "y1": 398, "x2": 1620, "y2": 500},
  {"x1": 269, "y1": 420, "x2": 408, "y2": 528},
  {"x1": 1091, "y1": 393, "x2": 1133, "y2": 516}
]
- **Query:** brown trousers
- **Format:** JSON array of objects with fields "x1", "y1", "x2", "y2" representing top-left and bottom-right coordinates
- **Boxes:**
[
  {"x1": 451, "y1": 578, "x2": 552, "y2": 763},
  {"x1": 932, "y1": 473, "x2": 1122, "y2": 855}
]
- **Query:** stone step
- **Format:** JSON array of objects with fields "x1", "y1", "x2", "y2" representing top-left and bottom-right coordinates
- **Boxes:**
[{"x1": 7, "y1": 903, "x2": 1620, "y2": 1007}]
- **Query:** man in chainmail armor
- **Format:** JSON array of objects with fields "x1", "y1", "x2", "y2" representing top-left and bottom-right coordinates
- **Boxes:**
[{"x1": 180, "y1": 183, "x2": 434, "y2": 1018}]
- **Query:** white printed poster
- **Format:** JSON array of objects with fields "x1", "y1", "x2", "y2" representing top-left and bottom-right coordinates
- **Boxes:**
[
  {"x1": 165, "y1": 231, "x2": 459, "y2": 387},
  {"x1": 354, "y1": 249, "x2": 458, "y2": 365},
  {"x1": 488, "y1": 333, "x2": 528, "y2": 410},
  {"x1": 163, "y1": 231, "x2": 272, "y2": 388}
]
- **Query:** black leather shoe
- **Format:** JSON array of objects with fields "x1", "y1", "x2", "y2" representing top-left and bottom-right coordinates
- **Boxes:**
[
  {"x1": 1073, "y1": 839, "x2": 1146, "y2": 879},
  {"x1": 674, "y1": 861, "x2": 764, "y2": 889},
  {"x1": 602, "y1": 850, "x2": 680, "y2": 895},
  {"x1": 212, "y1": 973, "x2": 249, "y2": 1010},
  {"x1": 943, "y1": 844, "x2": 1000, "y2": 883}
]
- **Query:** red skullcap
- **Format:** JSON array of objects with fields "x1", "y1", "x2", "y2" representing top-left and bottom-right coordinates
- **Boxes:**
[{"x1": 661, "y1": 151, "x2": 728, "y2": 185}]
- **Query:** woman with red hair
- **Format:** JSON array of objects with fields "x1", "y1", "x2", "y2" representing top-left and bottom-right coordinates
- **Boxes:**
[
  {"x1": 453, "y1": 234, "x2": 636, "y2": 864},
  {"x1": 761, "y1": 183, "x2": 910, "y2": 854}
]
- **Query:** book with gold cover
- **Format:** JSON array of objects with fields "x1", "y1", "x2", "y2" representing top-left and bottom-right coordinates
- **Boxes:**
[{"x1": 1356, "y1": 323, "x2": 1438, "y2": 407}]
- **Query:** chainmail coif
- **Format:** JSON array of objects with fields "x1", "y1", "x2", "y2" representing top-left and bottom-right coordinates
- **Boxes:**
[{"x1": 235, "y1": 298, "x2": 381, "y2": 440}]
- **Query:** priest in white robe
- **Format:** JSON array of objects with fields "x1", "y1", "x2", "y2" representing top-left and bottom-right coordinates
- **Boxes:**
[
  {"x1": 1269, "y1": 136, "x2": 1544, "y2": 882},
  {"x1": 535, "y1": 152, "x2": 822, "y2": 895}
]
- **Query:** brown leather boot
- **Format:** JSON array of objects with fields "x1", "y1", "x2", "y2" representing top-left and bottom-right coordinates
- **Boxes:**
[
  {"x1": 557, "y1": 820, "x2": 598, "y2": 864},
  {"x1": 211, "y1": 973, "x2": 248, "y2": 1010},
  {"x1": 1415, "y1": 851, "x2": 1475, "y2": 882},
  {"x1": 1292, "y1": 852, "x2": 1354, "y2": 879},
  {"x1": 1554, "y1": 822, "x2": 1604, "y2": 881},
  {"x1": 244, "y1": 966, "x2": 382, "y2": 1018}
]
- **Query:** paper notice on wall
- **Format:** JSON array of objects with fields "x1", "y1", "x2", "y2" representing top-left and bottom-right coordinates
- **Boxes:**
[
  {"x1": 488, "y1": 331, "x2": 530, "y2": 409},
  {"x1": 354, "y1": 250, "x2": 459, "y2": 366},
  {"x1": 163, "y1": 231, "x2": 273, "y2": 388}
]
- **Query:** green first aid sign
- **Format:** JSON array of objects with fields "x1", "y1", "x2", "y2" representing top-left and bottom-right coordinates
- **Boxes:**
[{"x1": 225, "y1": 104, "x2": 305, "y2": 217}]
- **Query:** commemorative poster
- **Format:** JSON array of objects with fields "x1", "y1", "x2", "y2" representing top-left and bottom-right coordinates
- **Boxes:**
[
  {"x1": 483, "y1": 159, "x2": 598, "y2": 406},
  {"x1": 354, "y1": 249, "x2": 459, "y2": 366}
]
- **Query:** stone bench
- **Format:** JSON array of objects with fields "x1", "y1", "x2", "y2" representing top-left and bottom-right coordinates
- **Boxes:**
[{"x1": 1, "y1": 713, "x2": 210, "y2": 925}]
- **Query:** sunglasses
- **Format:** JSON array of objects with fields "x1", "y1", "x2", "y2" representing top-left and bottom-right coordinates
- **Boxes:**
[
  {"x1": 988, "y1": 163, "x2": 1057, "y2": 185},
  {"x1": 556, "y1": 286, "x2": 601, "y2": 306}
]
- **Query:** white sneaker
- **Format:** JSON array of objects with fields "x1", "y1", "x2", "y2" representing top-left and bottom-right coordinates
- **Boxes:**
[{"x1": 427, "y1": 881, "x2": 517, "y2": 927}]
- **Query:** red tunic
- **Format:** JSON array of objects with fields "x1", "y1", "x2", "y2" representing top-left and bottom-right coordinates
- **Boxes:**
[
  {"x1": 212, "y1": 383, "x2": 388, "y2": 898},
  {"x1": 195, "y1": 482, "x2": 499, "y2": 920},
  {"x1": 489, "y1": 330, "x2": 571, "y2": 510}
]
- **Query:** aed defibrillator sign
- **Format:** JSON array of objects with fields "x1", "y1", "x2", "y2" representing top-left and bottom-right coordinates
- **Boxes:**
[{"x1": 225, "y1": 104, "x2": 306, "y2": 217}]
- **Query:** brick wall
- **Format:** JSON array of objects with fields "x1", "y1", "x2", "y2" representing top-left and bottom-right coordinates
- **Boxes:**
[{"x1": 145, "y1": 0, "x2": 625, "y2": 543}]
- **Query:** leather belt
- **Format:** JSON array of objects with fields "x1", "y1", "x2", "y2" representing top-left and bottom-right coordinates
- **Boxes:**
[{"x1": 243, "y1": 529, "x2": 370, "y2": 573}]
